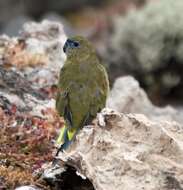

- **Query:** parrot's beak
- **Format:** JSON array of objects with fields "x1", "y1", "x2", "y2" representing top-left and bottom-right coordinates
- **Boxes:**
[
  {"x1": 63, "y1": 39, "x2": 72, "y2": 53},
  {"x1": 63, "y1": 41, "x2": 69, "y2": 53}
]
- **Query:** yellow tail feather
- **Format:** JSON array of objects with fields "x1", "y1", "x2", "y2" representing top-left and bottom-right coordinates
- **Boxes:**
[
  {"x1": 67, "y1": 128, "x2": 77, "y2": 141},
  {"x1": 56, "y1": 124, "x2": 66, "y2": 145}
]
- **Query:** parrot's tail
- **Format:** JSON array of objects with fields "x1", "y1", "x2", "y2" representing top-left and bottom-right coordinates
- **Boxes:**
[{"x1": 55, "y1": 124, "x2": 77, "y2": 156}]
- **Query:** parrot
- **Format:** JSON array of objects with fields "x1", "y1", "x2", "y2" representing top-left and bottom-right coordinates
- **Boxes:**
[{"x1": 55, "y1": 36, "x2": 109, "y2": 154}]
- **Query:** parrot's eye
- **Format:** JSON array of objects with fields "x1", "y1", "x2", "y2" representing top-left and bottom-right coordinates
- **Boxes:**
[
  {"x1": 68, "y1": 39, "x2": 80, "y2": 48},
  {"x1": 73, "y1": 41, "x2": 79, "y2": 47}
]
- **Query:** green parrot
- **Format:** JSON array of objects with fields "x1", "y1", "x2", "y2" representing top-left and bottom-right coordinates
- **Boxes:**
[{"x1": 55, "y1": 36, "x2": 109, "y2": 153}]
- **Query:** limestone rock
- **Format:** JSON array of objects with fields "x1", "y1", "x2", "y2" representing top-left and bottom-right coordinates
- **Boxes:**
[
  {"x1": 107, "y1": 76, "x2": 183, "y2": 124},
  {"x1": 55, "y1": 108, "x2": 183, "y2": 190},
  {"x1": 1, "y1": 20, "x2": 67, "y2": 87},
  {"x1": 0, "y1": 20, "x2": 67, "y2": 116}
]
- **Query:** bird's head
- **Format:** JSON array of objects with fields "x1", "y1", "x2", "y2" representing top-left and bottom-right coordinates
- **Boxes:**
[{"x1": 63, "y1": 36, "x2": 96, "y2": 61}]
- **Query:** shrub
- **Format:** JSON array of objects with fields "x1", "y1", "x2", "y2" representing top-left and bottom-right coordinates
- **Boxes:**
[{"x1": 106, "y1": 0, "x2": 183, "y2": 102}]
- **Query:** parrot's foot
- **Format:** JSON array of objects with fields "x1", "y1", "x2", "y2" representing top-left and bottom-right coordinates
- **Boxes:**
[
  {"x1": 55, "y1": 147, "x2": 62, "y2": 157},
  {"x1": 53, "y1": 143, "x2": 63, "y2": 160},
  {"x1": 54, "y1": 143, "x2": 68, "y2": 157},
  {"x1": 52, "y1": 145, "x2": 66, "y2": 165}
]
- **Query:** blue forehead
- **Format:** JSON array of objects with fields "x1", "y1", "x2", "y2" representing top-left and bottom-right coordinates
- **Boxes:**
[
  {"x1": 66, "y1": 39, "x2": 79, "y2": 47},
  {"x1": 63, "y1": 39, "x2": 80, "y2": 53}
]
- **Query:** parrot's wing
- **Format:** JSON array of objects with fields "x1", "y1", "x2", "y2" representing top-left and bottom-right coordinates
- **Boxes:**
[
  {"x1": 80, "y1": 111, "x2": 93, "y2": 126},
  {"x1": 56, "y1": 90, "x2": 67, "y2": 116},
  {"x1": 63, "y1": 98, "x2": 73, "y2": 129},
  {"x1": 56, "y1": 90, "x2": 73, "y2": 128},
  {"x1": 89, "y1": 90, "x2": 105, "y2": 117},
  {"x1": 90, "y1": 63, "x2": 109, "y2": 116}
]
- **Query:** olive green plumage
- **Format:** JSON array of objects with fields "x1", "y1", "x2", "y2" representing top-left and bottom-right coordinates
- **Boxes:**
[{"x1": 56, "y1": 36, "x2": 109, "y2": 151}]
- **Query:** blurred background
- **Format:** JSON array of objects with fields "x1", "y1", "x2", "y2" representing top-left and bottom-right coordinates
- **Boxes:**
[{"x1": 0, "y1": 0, "x2": 183, "y2": 106}]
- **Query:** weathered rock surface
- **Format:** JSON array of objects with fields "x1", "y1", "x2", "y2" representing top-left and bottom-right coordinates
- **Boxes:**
[
  {"x1": 107, "y1": 76, "x2": 183, "y2": 124},
  {"x1": 53, "y1": 108, "x2": 183, "y2": 190},
  {"x1": 0, "y1": 20, "x2": 67, "y2": 116}
]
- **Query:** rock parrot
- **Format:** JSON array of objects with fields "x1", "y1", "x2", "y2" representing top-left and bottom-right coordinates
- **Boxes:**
[{"x1": 55, "y1": 36, "x2": 109, "y2": 153}]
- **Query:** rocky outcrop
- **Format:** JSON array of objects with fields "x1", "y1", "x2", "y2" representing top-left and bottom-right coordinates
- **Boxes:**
[
  {"x1": 46, "y1": 108, "x2": 183, "y2": 190},
  {"x1": 107, "y1": 76, "x2": 183, "y2": 124},
  {"x1": 0, "y1": 20, "x2": 66, "y2": 116},
  {"x1": 43, "y1": 76, "x2": 183, "y2": 190}
]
